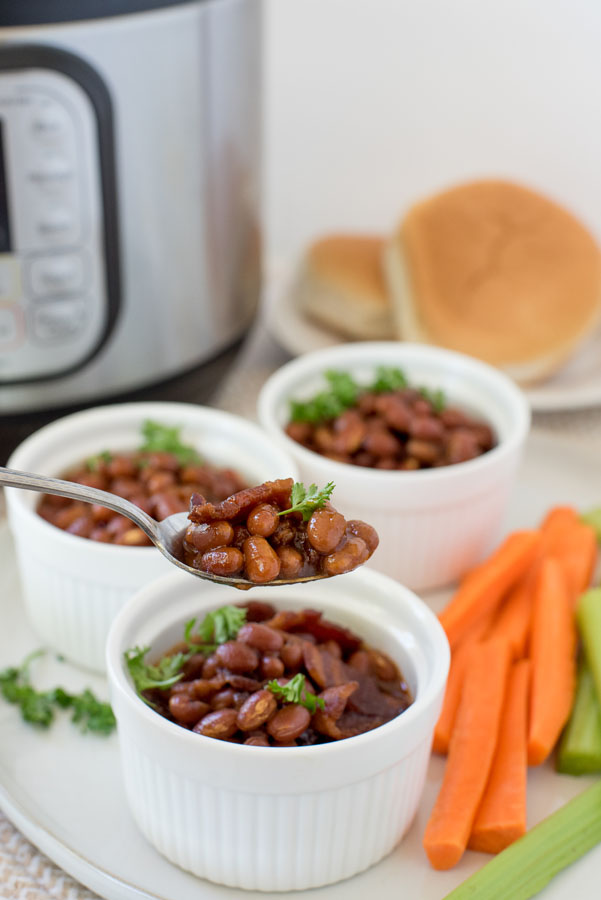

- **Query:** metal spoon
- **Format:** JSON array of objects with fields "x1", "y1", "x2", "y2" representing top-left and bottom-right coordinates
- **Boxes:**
[{"x1": 0, "y1": 466, "x2": 329, "y2": 589}]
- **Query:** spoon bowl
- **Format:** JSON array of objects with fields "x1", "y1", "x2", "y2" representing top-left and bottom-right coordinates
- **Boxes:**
[{"x1": 0, "y1": 466, "x2": 328, "y2": 589}]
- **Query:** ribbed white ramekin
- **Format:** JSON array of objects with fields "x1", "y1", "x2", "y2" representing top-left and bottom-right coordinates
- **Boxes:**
[
  {"x1": 5, "y1": 401, "x2": 298, "y2": 673},
  {"x1": 106, "y1": 568, "x2": 449, "y2": 892},
  {"x1": 257, "y1": 342, "x2": 530, "y2": 590}
]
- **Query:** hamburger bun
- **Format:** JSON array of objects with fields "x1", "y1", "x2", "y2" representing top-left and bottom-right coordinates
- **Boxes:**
[
  {"x1": 384, "y1": 180, "x2": 601, "y2": 383},
  {"x1": 294, "y1": 234, "x2": 394, "y2": 340}
]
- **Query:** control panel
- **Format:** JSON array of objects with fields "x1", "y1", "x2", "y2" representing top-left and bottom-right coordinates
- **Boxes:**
[{"x1": 0, "y1": 46, "x2": 119, "y2": 383}]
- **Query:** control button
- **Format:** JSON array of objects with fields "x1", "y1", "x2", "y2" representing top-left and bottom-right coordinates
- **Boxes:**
[
  {"x1": 31, "y1": 299, "x2": 85, "y2": 343},
  {"x1": 0, "y1": 305, "x2": 23, "y2": 349},
  {"x1": 36, "y1": 209, "x2": 76, "y2": 242},
  {"x1": 29, "y1": 253, "x2": 85, "y2": 297},
  {"x1": 31, "y1": 106, "x2": 69, "y2": 139},
  {"x1": 0, "y1": 256, "x2": 20, "y2": 302},
  {"x1": 28, "y1": 155, "x2": 73, "y2": 186}
]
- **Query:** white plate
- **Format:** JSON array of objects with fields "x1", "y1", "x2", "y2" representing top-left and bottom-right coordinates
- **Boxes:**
[
  {"x1": 266, "y1": 269, "x2": 601, "y2": 413},
  {"x1": 1, "y1": 429, "x2": 600, "y2": 900}
]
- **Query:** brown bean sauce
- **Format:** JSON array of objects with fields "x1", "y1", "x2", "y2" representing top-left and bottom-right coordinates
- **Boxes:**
[
  {"x1": 144, "y1": 602, "x2": 413, "y2": 746},
  {"x1": 179, "y1": 478, "x2": 379, "y2": 582},
  {"x1": 286, "y1": 387, "x2": 496, "y2": 470},
  {"x1": 37, "y1": 450, "x2": 247, "y2": 546}
]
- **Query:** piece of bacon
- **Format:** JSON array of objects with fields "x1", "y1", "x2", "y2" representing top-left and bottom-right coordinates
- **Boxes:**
[{"x1": 188, "y1": 478, "x2": 294, "y2": 524}]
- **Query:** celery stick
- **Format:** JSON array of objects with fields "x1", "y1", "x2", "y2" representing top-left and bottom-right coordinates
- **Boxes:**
[
  {"x1": 557, "y1": 657, "x2": 601, "y2": 775},
  {"x1": 581, "y1": 508, "x2": 601, "y2": 543},
  {"x1": 443, "y1": 781, "x2": 601, "y2": 899},
  {"x1": 577, "y1": 588, "x2": 601, "y2": 703}
]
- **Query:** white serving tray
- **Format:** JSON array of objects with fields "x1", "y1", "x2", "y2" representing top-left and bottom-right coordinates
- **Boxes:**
[{"x1": 1, "y1": 429, "x2": 600, "y2": 899}]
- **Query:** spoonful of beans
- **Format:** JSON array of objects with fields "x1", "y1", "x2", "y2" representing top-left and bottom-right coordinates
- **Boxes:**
[{"x1": 0, "y1": 470, "x2": 379, "y2": 589}]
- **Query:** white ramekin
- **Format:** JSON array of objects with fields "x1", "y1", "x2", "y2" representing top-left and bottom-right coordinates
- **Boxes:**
[
  {"x1": 257, "y1": 342, "x2": 530, "y2": 591},
  {"x1": 5, "y1": 401, "x2": 298, "y2": 673},
  {"x1": 106, "y1": 567, "x2": 450, "y2": 892}
]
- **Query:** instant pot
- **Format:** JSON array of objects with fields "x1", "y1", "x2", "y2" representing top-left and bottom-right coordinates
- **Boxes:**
[{"x1": 0, "y1": 0, "x2": 261, "y2": 456}]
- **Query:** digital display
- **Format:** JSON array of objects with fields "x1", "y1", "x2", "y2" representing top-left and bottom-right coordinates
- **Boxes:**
[{"x1": 0, "y1": 120, "x2": 12, "y2": 253}]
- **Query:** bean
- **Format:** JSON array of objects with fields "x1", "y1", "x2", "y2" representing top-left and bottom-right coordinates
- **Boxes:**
[
  {"x1": 193, "y1": 708, "x2": 239, "y2": 739},
  {"x1": 374, "y1": 394, "x2": 412, "y2": 432},
  {"x1": 75, "y1": 471, "x2": 108, "y2": 490},
  {"x1": 237, "y1": 690, "x2": 277, "y2": 731},
  {"x1": 200, "y1": 547, "x2": 244, "y2": 577},
  {"x1": 440, "y1": 407, "x2": 470, "y2": 428},
  {"x1": 305, "y1": 507, "x2": 347, "y2": 555},
  {"x1": 247, "y1": 503, "x2": 279, "y2": 537},
  {"x1": 346, "y1": 520, "x2": 379, "y2": 555},
  {"x1": 116, "y1": 527, "x2": 151, "y2": 546},
  {"x1": 215, "y1": 641, "x2": 259, "y2": 673},
  {"x1": 168, "y1": 694, "x2": 210, "y2": 724},
  {"x1": 66, "y1": 516, "x2": 94, "y2": 538},
  {"x1": 202, "y1": 654, "x2": 219, "y2": 678},
  {"x1": 413, "y1": 398, "x2": 432, "y2": 416},
  {"x1": 323, "y1": 536, "x2": 369, "y2": 576},
  {"x1": 285, "y1": 421, "x2": 313, "y2": 444},
  {"x1": 405, "y1": 439, "x2": 440, "y2": 465},
  {"x1": 347, "y1": 649, "x2": 370, "y2": 674},
  {"x1": 280, "y1": 640, "x2": 303, "y2": 670},
  {"x1": 410, "y1": 415, "x2": 445, "y2": 441},
  {"x1": 54, "y1": 503, "x2": 89, "y2": 529},
  {"x1": 237, "y1": 622, "x2": 284, "y2": 652},
  {"x1": 110, "y1": 477, "x2": 141, "y2": 499},
  {"x1": 226, "y1": 674, "x2": 263, "y2": 692},
  {"x1": 260, "y1": 654, "x2": 285, "y2": 679},
  {"x1": 375, "y1": 456, "x2": 397, "y2": 470},
  {"x1": 153, "y1": 492, "x2": 188, "y2": 520},
  {"x1": 314, "y1": 426, "x2": 335, "y2": 452},
  {"x1": 89, "y1": 527, "x2": 112, "y2": 543},
  {"x1": 182, "y1": 653, "x2": 206, "y2": 680},
  {"x1": 105, "y1": 515, "x2": 133, "y2": 537},
  {"x1": 276, "y1": 545, "x2": 303, "y2": 579},
  {"x1": 362, "y1": 429, "x2": 402, "y2": 458},
  {"x1": 107, "y1": 456, "x2": 138, "y2": 478},
  {"x1": 91, "y1": 503, "x2": 113, "y2": 523},
  {"x1": 210, "y1": 688, "x2": 236, "y2": 709},
  {"x1": 146, "y1": 470, "x2": 176, "y2": 493},
  {"x1": 243, "y1": 536, "x2": 281, "y2": 584},
  {"x1": 185, "y1": 520, "x2": 234, "y2": 553},
  {"x1": 331, "y1": 409, "x2": 366, "y2": 455},
  {"x1": 233, "y1": 691, "x2": 250, "y2": 708},
  {"x1": 445, "y1": 429, "x2": 480, "y2": 464},
  {"x1": 190, "y1": 677, "x2": 227, "y2": 699},
  {"x1": 367, "y1": 648, "x2": 399, "y2": 681},
  {"x1": 239, "y1": 600, "x2": 276, "y2": 622},
  {"x1": 244, "y1": 731, "x2": 270, "y2": 746},
  {"x1": 266, "y1": 704, "x2": 311, "y2": 742}
]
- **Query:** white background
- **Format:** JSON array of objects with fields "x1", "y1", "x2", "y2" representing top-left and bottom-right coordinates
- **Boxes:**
[{"x1": 263, "y1": 0, "x2": 601, "y2": 267}]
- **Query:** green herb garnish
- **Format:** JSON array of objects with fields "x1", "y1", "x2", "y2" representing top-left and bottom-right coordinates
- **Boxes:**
[
  {"x1": 278, "y1": 481, "x2": 335, "y2": 522},
  {"x1": 419, "y1": 386, "x2": 446, "y2": 414},
  {"x1": 184, "y1": 605, "x2": 247, "y2": 648},
  {"x1": 370, "y1": 365, "x2": 408, "y2": 393},
  {"x1": 267, "y1": 673, "x2": 325, "y2": 714},
  {"x1": 288, "y1": 365, "x2": 446, "y2": 424},
  {"x1": 125, "y1": 605, "x2": 248, "y2": 707},
  {"x1": 138, "y1": 419, "x2": 202, "y2": 465},
  {"x1": 125, "y1": 646, "x2": 189, "y2": 698},
  {"x1": 0, "y1": 650, "x2": 115, "y2": 734},
  {"x1": 86, "y1": 450, "x2": 113, "y2": 472}
]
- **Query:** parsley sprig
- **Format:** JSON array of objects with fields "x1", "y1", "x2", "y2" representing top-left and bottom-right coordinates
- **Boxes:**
[
  {"x1": 125, "y1": 605, "x2": 248, "y2": 706},
  {"x1": 0, "y1": 650, "x2": 115, "y2": 734},
  {"x1": 138, "y1": 419, "x2": 202, "y2": 465},
  {"x1": 86, "y1": 449, "x2": 113, "y2": 472},
  {"x1": 267, "y1": 673, "x2": 325, "y2": 714},
  {"x1": 278, "y1": 481, "x2": 335, "y2": 522},
  {"x1": 289, "y1": 366, "x2": 446, "y2": 424}
]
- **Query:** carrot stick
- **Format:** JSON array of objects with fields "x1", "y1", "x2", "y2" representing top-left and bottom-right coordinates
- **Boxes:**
[
  {"x1": 527, "y1": 557, "x2": 577, "y2": 766},
  {"x1": 469, "y1": 660, "x2": 530, "y2": 854},
  {"x1": 423, "y1": 638, "x2": 511, "y2": 870},
  {"x1": 484, "y1": 567, "x2": 537, "y2": 660},
  {"x1": 540, "y1": 508, "x2": 597, "y2": 600},
  {"x1": 433, "y1": 615, "x2": 492, "y2": 755},
  {"x1": 438, "y1": 531, "x2": 540, "y2": 649},
  {"x1": 553, "y1": 523, "x2": 597, "y2": 600}
]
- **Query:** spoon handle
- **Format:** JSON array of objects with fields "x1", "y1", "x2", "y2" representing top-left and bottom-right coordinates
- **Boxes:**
[{"x1": 0, "y1": 466, "x2": 159, "y2": 541}]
